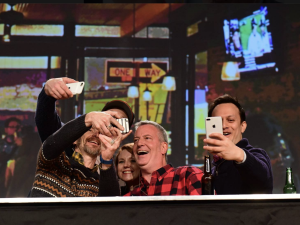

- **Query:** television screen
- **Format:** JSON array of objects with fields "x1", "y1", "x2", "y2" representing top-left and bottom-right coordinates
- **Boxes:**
[{"x1": 223, "y1": 6, "x2": 276, "y2": 73}]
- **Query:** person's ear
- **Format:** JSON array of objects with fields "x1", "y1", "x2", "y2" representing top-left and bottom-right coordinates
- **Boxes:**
[
  {"x1": 73, "y1": 140, "x2": 78, "y2": 150},
  {"x1": 241, "y1": 121, "x2": 247, "y2": 133},
  {"x1": 160, "y1": 142, "x2": 168, "y2": 155}
]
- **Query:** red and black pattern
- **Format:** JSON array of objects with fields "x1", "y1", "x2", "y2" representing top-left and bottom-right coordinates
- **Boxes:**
[{"x1": 125, "y1": 164, "x2": 203, "y2": 196}]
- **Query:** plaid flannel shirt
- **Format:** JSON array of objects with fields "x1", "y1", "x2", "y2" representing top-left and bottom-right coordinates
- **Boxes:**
[{"x1": 124, "y1": 164, "x2": 203, "y2": 196}]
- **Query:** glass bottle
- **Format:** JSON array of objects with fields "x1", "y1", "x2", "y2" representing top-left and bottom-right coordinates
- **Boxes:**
[
  {"x1": 283, "y1": 167, "x2": 297, "y2": 194},
  {"x1": 201, "y1": 155, "x2": 214, "y2": 195}
]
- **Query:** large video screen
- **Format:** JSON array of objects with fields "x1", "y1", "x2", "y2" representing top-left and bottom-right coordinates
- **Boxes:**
[{"x1": 223, "y1": 6, "x2": 276, "y2": 73}]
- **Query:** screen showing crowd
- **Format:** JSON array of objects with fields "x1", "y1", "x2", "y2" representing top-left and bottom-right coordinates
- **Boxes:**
[{"x1": 223, "y1": 6, "x2": 275, "y2": 73}]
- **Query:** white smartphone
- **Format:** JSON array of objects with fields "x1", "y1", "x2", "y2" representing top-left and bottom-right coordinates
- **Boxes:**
[
  {"x1": 66, "y1": 82, "x2": 85, "y2": 95},
  {"x1": 205, "y1": 116, "x2": 223, "y2": 144},
  {"x1": 114, "y1": 118, "x2": 130, "y2": 134}
]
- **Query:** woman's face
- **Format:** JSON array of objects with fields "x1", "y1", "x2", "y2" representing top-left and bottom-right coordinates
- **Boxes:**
[{"x1": 117, "y1": 150, "x2": 140, "y2": 183}]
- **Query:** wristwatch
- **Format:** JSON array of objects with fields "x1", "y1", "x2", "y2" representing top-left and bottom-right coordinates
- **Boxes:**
[{"x1": 100, "y1": 154, "x2": 113, "y2": 164}]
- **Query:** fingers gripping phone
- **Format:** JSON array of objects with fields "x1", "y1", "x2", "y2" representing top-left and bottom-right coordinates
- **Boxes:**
[
  {"x1": 66, "y1": 82, "x2": 85, "y2": 95},
  {"x1": 205, "y1": 117, "x2": 223, "y2": 145},
  {"x1": 114, "y1": 118, "x2": 130, "y2": 134}
]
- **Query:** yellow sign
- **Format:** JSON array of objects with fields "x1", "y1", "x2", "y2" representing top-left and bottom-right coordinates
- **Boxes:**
[
  {"x1": 140, "y1": 63, "x2": 166, "y2": 83},
  {"x1": 108, "y1": 63, "x2": 166, "y2": 83}
]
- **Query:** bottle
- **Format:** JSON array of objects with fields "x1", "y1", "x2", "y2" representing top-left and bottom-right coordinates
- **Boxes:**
[
  {"x1": 201, "y1": 155, "x2": 214, "y2": 195},
  {"x1": 283, "y1": 167, "x2": 297, "y2": 194}
]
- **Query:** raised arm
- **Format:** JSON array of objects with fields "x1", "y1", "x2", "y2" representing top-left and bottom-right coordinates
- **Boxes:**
[
  {"x1": 42, "y1": 114, "x2": 89, "y2": 160},
  {"x1": 204, "y1": 134, "x2": 273, "y2": 194},
  {"x1": 35, "y1": 77, "x2": 77, "y2": 143},
  {"x1": 42, "y1": 111, "x2": 124, "y2": 196}
]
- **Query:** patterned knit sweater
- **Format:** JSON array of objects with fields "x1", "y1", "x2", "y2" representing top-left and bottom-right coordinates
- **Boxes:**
[
  {"x1": 32, "y1": 148, "x2": 100, "y2": 197},
  {"x1": 30, "y1": 88, "x2": 120, "y2": 197}
]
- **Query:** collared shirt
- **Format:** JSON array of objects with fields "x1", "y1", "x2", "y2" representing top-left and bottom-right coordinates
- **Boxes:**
[
  {"x1": 124, "y1": 164, "x2": 203, "y2": 196},
  {"x1": 72, "y1": 151, "x2": 99, "y2": 173}
]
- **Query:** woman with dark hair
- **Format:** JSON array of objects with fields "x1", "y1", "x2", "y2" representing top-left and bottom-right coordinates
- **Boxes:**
[{"x1": 115, "y1": 143, "x2": 140, "y2": 195}]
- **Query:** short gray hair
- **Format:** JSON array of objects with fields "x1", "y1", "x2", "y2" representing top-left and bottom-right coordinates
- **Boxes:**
[{"x1": 134, "y1": 120, "x2": 168, "y2": 143}]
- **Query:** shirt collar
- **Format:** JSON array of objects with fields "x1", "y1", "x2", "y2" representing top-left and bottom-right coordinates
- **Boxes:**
[
  {"x1": 72, "y1": 151, "x2": 99, "y2": 173},
  {"x1": 138, "y1": 164, "x2": 174, "y2": 186}
]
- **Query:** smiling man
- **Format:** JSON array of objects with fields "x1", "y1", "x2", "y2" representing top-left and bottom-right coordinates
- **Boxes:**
[
  {"x1": 124, "y1": 120, "x2": 203, "y2": 196},
  {"x1": 203, "y1": 94, "x2": 273, "y2": 194},
  {"x1": 30, "y1": 77, "x2": 135, "y2": 197}
]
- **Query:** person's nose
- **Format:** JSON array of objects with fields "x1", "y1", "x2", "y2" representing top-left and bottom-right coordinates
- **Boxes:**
[
  {"x1": 137, "y1": 138, "x2": 144, "y2": 147},
  {"x1": 93, "y1": 130, "x2": 100, "y2": 136},
  {"x1": 222, "y1": 120, "x2": 228, "y2": 130},
  {"x1": 124, "y1": 160, "x2": 130, "y2": 168}
]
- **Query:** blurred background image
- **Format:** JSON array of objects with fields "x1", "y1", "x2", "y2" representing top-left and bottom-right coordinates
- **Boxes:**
[{"x1": 0, "y1": 3, "x2": 299, "y2": 196}]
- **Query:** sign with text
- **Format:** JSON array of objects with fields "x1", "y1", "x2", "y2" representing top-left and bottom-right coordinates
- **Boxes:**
[{"x1": 105, "y1": 61, "x2": 168, "y2": 84}]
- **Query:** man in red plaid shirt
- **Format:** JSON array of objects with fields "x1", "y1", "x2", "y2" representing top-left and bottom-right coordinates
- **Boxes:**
[{"x1": 124, "y1": 121, "x2": 203, "y2": 196}]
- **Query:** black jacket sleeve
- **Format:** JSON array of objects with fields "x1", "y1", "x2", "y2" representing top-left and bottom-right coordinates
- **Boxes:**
[
  {"x1": 99, "y1": 164, "x2": 121, "y2": 196},
  {"x1": 42, "y1": 114, "x2": 89, "y2": 160},
  {"x1": 35, "y1": 87, "x2": 64, "y2": 143}
]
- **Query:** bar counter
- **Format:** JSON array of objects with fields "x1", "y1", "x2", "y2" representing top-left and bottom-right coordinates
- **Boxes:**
[{"x1": 0, "y1": 194, "x2": 299, "y2": 225}]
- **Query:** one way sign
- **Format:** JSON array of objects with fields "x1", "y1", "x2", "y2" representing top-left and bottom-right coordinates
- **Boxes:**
[{"x1": 105, "y1": 61, "x2": 168, "y2": 84}]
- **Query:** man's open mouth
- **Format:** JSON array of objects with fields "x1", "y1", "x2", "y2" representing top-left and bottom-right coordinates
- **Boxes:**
[
  {"x1": 137, "y1": 150, "x2": 148, "y2": 155},
  {"x1": 87, "y1": 137, "x2": 100, "y2": 145}
]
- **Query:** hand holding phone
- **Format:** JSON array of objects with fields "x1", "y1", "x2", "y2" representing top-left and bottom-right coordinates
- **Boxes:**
[
  {"x1": 113, "y1": 118, "x2": 130, "y2": 134},
  {"x1": 205, "y1": 116, "x2": 223, "y2": 146},
  {"x1": 66, "y1": 82, "x2": 85, "y2": 95}
]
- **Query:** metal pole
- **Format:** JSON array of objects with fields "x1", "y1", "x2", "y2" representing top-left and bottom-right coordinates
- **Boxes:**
[{"x1": 146, "y1": 101, "x2": 149, "y2": 120}]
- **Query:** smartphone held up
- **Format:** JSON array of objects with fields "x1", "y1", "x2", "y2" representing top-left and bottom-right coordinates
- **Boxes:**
[
  {"x1": 66, "y1": 82, "x2": 85, "y2": 95},
  {"x1": 205, "y1": 116, "x2": 223, "y2": 145},
  {"x1": 114, "y1": 118, "x2": 130, "y2": 134}
]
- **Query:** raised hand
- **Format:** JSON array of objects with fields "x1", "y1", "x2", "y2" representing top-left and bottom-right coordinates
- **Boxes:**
[
  {"x1": 44, "y1": 77, "x2": 77, "y2": 99},
  {"x1": 98, "y1": 128, "x2": 132, "y2": 168},
  {"x1": 85, "y1": 111, "x2": 127, "y2": 137},
  {"x1": 203, "y1": 133, "x2": 245, "y2": 162}
]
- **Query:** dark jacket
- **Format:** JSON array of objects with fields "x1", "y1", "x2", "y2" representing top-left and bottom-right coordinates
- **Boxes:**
[{"x1": 212, "y1": 138, "x2": 273, "y2": 194}]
